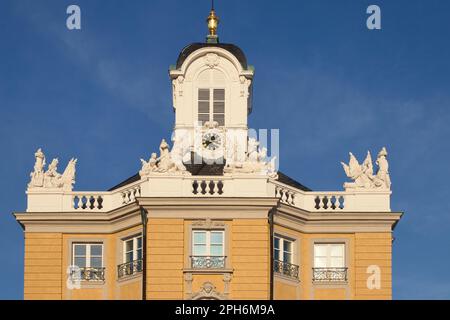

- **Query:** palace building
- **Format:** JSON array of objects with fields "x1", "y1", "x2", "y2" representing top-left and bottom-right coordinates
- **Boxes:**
[{"x1": 14, "y1": 7, "x2": 402, "y2": 300}]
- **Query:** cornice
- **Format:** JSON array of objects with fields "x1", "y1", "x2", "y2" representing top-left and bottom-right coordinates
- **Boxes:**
[
  {"x1": 14, "y1": 197, "x2": 279, "y2": 233},
  {"x1": 136, "y1": 197, "x2": 279, "y2": 209},
  {"x1": 14, "y1": 197, "x2": 402, "y2": 234},
  {"x1": 274, "y1": 203, "x2": 402, "y2": 233}
]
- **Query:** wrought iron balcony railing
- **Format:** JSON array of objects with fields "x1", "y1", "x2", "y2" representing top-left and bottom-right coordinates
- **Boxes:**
[
  {"x1": 273, "y1": 259, "x2": 299, "y2": 279},
  {"x1": 70, "y1": 267, "x2": 105, "y2": 281},
  {"x1": 118, "y1": 259, "x2": 143, "y2": 279},
  {"x1": 191, "y1": 256, "x2": 226, "y2": 269},
  {"x1": 312, "y1": 267, "x2": 348, "y2": 282}
]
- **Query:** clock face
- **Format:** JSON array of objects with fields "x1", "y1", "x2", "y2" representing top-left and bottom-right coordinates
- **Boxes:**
[{"x1": 202, "y1": 132, "x2": 222, "y2": 151}]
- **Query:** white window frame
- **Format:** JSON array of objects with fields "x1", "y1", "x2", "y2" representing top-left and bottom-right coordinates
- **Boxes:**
[
  {"x1": 198, "y1": 88, "x2": 225, "y2": 126},
  {"x1": 192, "y1": 230, "x2": 225, "y2": 257},
  {"x1": 274, "y1": 235, "x2": 294, "y2": 264},
  {"x1": 72, "y1": 243, "x2": 104, "y2": 268},
  {"x1": 122, "y1": 235, "x2": 143, "y2": 263},
  {"x1": 313, "y1": 243, "x2": 346, "y2": 268}
]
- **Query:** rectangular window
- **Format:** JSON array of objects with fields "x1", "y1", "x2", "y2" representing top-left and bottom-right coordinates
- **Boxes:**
[
  {"x1": 314, "y1": 243, "x2": 345, "y2": 268},
  {"x1": 118, "y1": 235, "x2": 143, "y2": 278},
  {"x1": 198, "y1": 88, "x2": 225, "y2": 126},
  {"x1": 313, "y1": 243, "x2": 347, "y2": 282},
  {"x1": 274, "y1": 236, "x2": 293, "y2": 263},
  {"x1": 72, "y1": 243, "x2": 105, "y2": 281},
  {"x1": 73, "y1": 243, "x2": 103, "y2": 268},
  {"x1": 192, "y1": 230, "x2": 224, "y2": 256},
  {"x1": 273, "y1": 235, "x2": 298, "y2": 279},
  {"x1": 192, "y1": 230, "x2": 225, "y2": 269},
  {"x1": 123, "y1": 235, "x2": 143, "y2": 263}
]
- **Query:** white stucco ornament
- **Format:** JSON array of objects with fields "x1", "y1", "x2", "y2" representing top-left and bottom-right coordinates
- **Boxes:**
[
  {"x1": 140, "y1": 138, "x2": 190, "y2": 177},
  {"x1": 224, "y1": 138, "x2": 277, "y2": 178},
  {"x1": 28, "y1": 148, "x2": 77, "y2": 191},
  {"x1": 204, "y1": 53, "x2": 220, "y2": 68},
  {"x1": 341, "y1": 147, "x2": 391, "y2": 191},
  {"x1": 172, "y1": 76, "x2": 184, "y2": 98},
  {"x1": 239, "y1": 76, "x2": 252, "y2": 98},
  {"x1": 191, "y1": 281, "x2": 226, "y2": 300}
]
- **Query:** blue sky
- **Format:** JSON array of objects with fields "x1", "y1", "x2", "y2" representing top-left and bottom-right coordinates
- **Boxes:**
[{"x1": 1, "y1": 0, "x2": 449, "y2": 299}]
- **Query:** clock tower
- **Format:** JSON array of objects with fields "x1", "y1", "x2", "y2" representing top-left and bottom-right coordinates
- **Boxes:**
[{"x1": 169, "y1": 6, "x2": 254, "y2": 168}]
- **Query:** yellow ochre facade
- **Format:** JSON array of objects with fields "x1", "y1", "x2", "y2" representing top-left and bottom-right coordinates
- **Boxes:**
[
  {"x1": 20, "y1": 208, "x2": 398, "y2": 300},
  {"x1": 15, "y1": 8, "x2": 402, "y2": 300}
]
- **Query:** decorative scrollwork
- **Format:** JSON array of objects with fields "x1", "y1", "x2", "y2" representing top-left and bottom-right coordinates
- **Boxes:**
[
  {"x1": 312, "y1": 267, "x2": 348, "y2": 282},
  {"x1": 273, "y1": 260, "x2": 299, "y2": 279},
  {"x1": 191, "y1": 256, "x2": 226, "y2": 269},
  {"x1": 71, "y1": 267, "x2": 105, "y2": 281},
  {"x1": 118, "y1": 259, "x2": 143, "y2": 279}
]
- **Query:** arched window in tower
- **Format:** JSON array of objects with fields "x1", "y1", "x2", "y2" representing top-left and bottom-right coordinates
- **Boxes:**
[{"x1": 196, "y1": 69, "x2": 226, "y2": 126}]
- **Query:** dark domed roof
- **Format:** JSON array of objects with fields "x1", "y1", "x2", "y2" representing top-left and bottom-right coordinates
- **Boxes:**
[{"x1": 176, "y1": 43, "x2": 248, "y2": 70}]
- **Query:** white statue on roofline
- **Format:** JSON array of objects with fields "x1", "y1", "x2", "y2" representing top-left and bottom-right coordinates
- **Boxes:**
[
  {"x1": 341, "y1": 147, "x2": 391, "y2": 191},
  {"x1": 224, "y1": 137, "x2": 277, "y2": 178},
  {"x1": 139, "y1": 138, "x2": 190, "y2": 177},
  {"x1": 28, "y1": 148, "x2": 77, "y2": 191}
]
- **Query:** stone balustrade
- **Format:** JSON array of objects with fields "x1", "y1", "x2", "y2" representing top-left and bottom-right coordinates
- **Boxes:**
[
  {"x1": 275, "y1": 186, "x2": 296, "y2": 206},
  {"x1": 192, "y1": 179, "x2": 224, "y2": 196},
  {"x1": 73, "y1": 194, "x2": 106, "y2": 211},
  {"x1": 312, "y1": 193, "x2": 346, "y2": 211},
  {"x1": 271, "y1": 181, "x2": 391, "y2": 212},
  {"x1": 121, "y1": 186, "x2": 141, "y2": 205},
  {"x1": 25, "y1": 175, "x2": 391, "y2": 213}
]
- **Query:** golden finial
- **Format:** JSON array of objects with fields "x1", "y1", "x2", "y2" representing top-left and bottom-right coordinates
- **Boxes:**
[{"x1": 206, "y1": 0, "x2": 220, "y2": 43}]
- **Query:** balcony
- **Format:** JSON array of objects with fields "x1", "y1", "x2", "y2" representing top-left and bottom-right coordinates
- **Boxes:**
[
  {"x1": 118, "y1": 259, "x2": 143, "y2": 279},
  {"x1": 70, "y1": 267, "x2": 105, "y2": 281},
  {"x1": 191, "y1": 256, "x2": 226, "y2": 269},
  {"x1": 273, "y1": 260, "x2": 299, "y2": 279},
  {"x1": 312, "y1": 267, "x2": 348, "y2": 282}
]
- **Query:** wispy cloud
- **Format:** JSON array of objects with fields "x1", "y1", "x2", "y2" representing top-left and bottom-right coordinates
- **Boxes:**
[{"x1": 11, "y1": 1, "x2": 167, "y2": 121}]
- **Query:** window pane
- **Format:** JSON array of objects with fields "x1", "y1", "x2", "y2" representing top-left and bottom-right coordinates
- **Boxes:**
[
  {"x1": 74, "y1": 245, "x2": 86, "y2": 256},
  {"x1": 136, "y1": 249, "x2": 143, "y2": 260},
  {"x1": 214, "y1": 89, "x2": 225, "y2": 101},
  {"x1": 74, "y1": 257, "x2": 86, "y2": 268},
  {"x1": 125, "y1": 251, "x2": 133, "y2": 263},
  {"x1": 274, "y1": 248, "x2": 280, "y2": 261},
  {"x1": 274, "y1": 238, "x2": 280, "y2": 250},
  {"x1": 330, "y1": 257, "x2": 344, "y2": 268},
  {"x1": 90, "y1": 245, "x2": 102, "y2": 256},
  {"x1": 91, "y1": 257, "x2": 102, "y2": 268},
  {"x1": 210, "y1": 245, "x2": 223, "y2": 256},
  {"x1": 125, "y1": 240, "x2": 133, "y2": 252},
  {"x1": 330, "y1": 244, "x2": 344, "y2": 257},
  {"x1": 314, "y1": 257, "x2": 327, "y2": 268},
  {"x1": 137, "y1": 237, "x2": 142, "y2": 249},
  {"x1": 283, "y1": 251, "x2": 292, "y2": 264},
  {"x1": 314, "y1": 244, "x2": 327, "y2": 257},
  {"x1": 193, "y1": 232, "x2": 206, "y2": 245},
  {"x1": 210, "y1": 232, "x2": 223, "y2": 245},
  {"x1": 198, "y1": 113, "x2": 210, "y2": 124},
  {"x1": 283, "y1": 240, "x2": 292, "y2": 253},
  {"x1": 213, "y1": 114, "x2": 224, "y2": 126},
  {"x1": 198, "y1": 89, "x2": 210, "y2": 101},
  {"x1": 193, "y1": 244, "x2": 207, "y2": 256},
  {"x1": 213, "y1": 101, "x2": 224, "y2": 113},
  {"x1": 198, "y1": 101, "x2": 210, "y2": 113}
]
